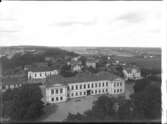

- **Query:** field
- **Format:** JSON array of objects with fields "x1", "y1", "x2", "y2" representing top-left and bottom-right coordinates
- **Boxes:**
[{"x1": 113, "y1": 56, "x2": 161, "y2": 70}]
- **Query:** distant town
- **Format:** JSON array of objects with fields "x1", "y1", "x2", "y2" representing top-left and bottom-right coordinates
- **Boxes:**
[{"x1": 0, "y1": 46, "x2": 161, "y2": 122}]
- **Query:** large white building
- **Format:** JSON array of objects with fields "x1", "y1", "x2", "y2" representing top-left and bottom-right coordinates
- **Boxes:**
[
  {"x1": 45, "y1": 71, "x2": 125, "y2": 103},
  {"x1": 122, "y1": 65, "x2": 142, "y2": 80}
]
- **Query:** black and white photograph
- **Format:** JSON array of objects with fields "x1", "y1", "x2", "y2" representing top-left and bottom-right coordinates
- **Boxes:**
[{"x1": 0, "y1": 1, "x2": 166, "y2": 123}]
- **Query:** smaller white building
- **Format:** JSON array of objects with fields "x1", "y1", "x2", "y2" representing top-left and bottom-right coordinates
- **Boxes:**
[
  {"x1": 86, "y1": 58, "x2": 97, "y2": 69},
  {"x1": 28, "y1": 69, "x2": 58, "y2": 80},
  {"x1": 122, "y1": 66, "x2": 142, "y2": 80}
]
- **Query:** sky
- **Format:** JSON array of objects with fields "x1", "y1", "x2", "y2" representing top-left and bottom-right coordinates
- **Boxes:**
[{"x1": 0, "y1": 1, "x2": 164, "y2": 47}]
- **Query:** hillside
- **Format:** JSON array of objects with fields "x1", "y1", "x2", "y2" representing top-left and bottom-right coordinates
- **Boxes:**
[{"x1": 61, "y1": 47, "x2": 161, "y2": 57}]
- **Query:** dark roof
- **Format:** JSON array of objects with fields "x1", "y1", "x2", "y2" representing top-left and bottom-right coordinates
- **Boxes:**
[
  {"x1": 1, "y1": 77, "x2": 26, "y2": 85},
  {"x1": 29, "y1": 66, "x2": 58, "y2": 72},
  {"x1": 70, "y1": 60, "x2": 82, "y2": 65},
  {"x1": 123, "y1": 65, "x2": 140, "y2": 73},
  {"x1": 46, "y1": 71, "x2": 120, "y2": 87}
]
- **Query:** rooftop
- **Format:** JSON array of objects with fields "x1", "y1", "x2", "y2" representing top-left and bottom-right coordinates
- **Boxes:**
[
  {"x1": 46, "y1": 71, "x2": 120, "y2": 87},
  {"x1": 123, "y1": 65, "x2": 140, "y2": 73},
  {"x1": 29, "y1": 66, "x2": 58, "y2": 72}
]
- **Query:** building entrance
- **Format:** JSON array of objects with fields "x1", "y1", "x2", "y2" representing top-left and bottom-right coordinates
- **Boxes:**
[{"x1": 87, "y1": 90, "x2": 91, "y2": 96}]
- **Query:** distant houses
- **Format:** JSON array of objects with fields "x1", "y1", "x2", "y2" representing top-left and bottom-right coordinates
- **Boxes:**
[
  {"x1": 45, "y1": 71, "x2": 125, "y2": 103},
  {"x1": 0, "y1": 77, "x2": 25, "y2": 92}
]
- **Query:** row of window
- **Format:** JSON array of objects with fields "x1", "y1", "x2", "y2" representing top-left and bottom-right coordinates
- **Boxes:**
[
  {"x1": 34, "y1": 72, "x2": 52, "y2": 77},
  {"x1": 51, "y1": 96, "x2": 64, "y2": 102},
  {"x1": 113, "y1": 82, "x2": 122, "y2": 87},
  {"x1": 2, "y1": 84, "x2": 22, "y2": 90},
  {"x1": 68, "y1": 81, "x2": 109, "y2": 90},
  {"x1": 69, "y1": 89, "x2": 108, "y2": 97},
  {"x1": 51, "y1": 88, "x2": 63, "y2": 95},
  {"x1": 113, "y1": 89, "x2": 123, "y2": 93}
]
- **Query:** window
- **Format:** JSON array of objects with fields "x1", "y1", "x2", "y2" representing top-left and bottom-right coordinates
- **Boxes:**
[
  {"x1": 99, "y1": 83, "x2": 101, "y2": 87},
  {"x1": 51, "y1": 89, "x2": 54, "y2": 94},
  {"x1": 91, "y1": 90, "x2": 94, "y2": 94},
  {"x1": 117, "y1": 89, "x2": 119, "y2": 93},
  {"x1": 60, "y1": 89, "x2": 63, "y2": 93},
  {"x1": 114, "y1": 83, "x2": 116, "y2": 87},
  {"x1": 106, "y1": 82, "x2": 108, "y2": 86},
  {"x1": 95, "y1": 83, "x2": 97, "y2": 87},
  {"x1": 91, "y1": 83, "x2": 94, "y2": 88},
  {"x1": 106, "y1": 89, "x2": 108, "y2": 92},
  {"x1": 72, "y1": 85, "x2": 74, "y2": 90},
  {"x1": 35, "y1": 73, "x2": 37, "y2": 77},
  {"x1": 117, "y1": 83, "x2": 119, "y2": 86},
  {"x1": 67, "y1": 94, "x2": 69, "y2": 97},
  {"x1": 103, "y1": 89, "x2": 104, "y2": 93},
  {"x1": 80, "y1": 85, "x2": 82, "y2": 89},
  {"x1": 40, "y1": 73, "x2": 42, "y2": 77},
  {"x1": 56, "y1": 97, "x2": 59, "y2": 101},
  {"x1": 67, "y1": 86, "x2": 70, "y2": 90},
  {"x1": 120, "y1": 89, "x2": 122, "y2": 92},
  {"x1": 51, "y1": 98, "x2": 54, "y2": 102},
  {"x1": 84, "y1": 92, "x2": 86, "y2": 95},
  {"x1": 84, "y1": 84, "x2": 86, "y2": 89},
  {"x1": 71, "y1": 93, "x2": 74, "y2": 97},
  {"x1": 114, "y1": 89, "x2": 116, "y2": 93},
  {"x1": 60, "y1": 97, "x2": 63, "y2": 101},
  {"x1": 76, "y1": 85, "x2": 78, "y2": 90},
  {"x1": 80, "y1": 92, "x2": 82, "y2": 95},
  {"x1": 88, "y1": 84, "x2": 90, "y2": 88},
  {"x1": 99, "y1": 90, "x2": 101, "y2": 93},
  {"x1": 76, "y1": 92, "x2": 78, "y2": 96},
  {"x1": 95, "y1": 90, "x2": 97, "y2": 94},
  {"x1": 120, "y1": 83, "x2": 122, "y2": 86},
  {"x1": 103, "y1": 83, "x2": 104, "y2": 87},
  {"x1": 56, "y1": 89, "x2": 58, "y2": 94}
]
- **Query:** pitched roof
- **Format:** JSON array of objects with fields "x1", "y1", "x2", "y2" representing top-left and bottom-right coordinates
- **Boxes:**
[
  {"x1": 1, "y1": 77, "x2": 26, "y2": 85},
  {"x1": 123, "y1": 65, "x2": 140, "y2": 73},
  {"x1": 46, "y1": 71, "x2": 120, "y2": 87},
  {"x1": 29, "y1": 66, "x2": 58, "y2": 72}
]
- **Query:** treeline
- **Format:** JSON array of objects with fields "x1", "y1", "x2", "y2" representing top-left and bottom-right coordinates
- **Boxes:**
[
  {"x1": 64, "y1": 79, "x2": 161, "y2": 122},
  {"x1": 1, "y1": 84, "x2": 44, "y2": 122}
]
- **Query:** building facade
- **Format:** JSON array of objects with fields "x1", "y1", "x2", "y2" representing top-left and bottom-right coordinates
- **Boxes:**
[
  {"x1": 122, "y1": 66, "x2": 142, "y2": 80},
  {"x1": 28, "y1": 69, "x2": 58, "y2": 80},
  {"x1": 45, "y1": 72, "x2": 125, "y2": 104}
]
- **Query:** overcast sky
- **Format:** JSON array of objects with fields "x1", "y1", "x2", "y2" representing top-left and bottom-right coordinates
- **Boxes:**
[{"x1": 0, "y1": 1, "x2": 164, "y2": 47}]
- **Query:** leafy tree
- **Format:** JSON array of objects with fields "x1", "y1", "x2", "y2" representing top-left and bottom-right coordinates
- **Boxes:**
[
  {"x1": 133, "y1": 79, "x2": 151, "y2": 93},
  {"x1": 117, "y1": 100, "x2": 134, "y2": 121},
  {"x1": 60, "y1": 64, "x2": 77, "y2": 77},
  {"x1": 2, "y1": 84, "x2": 44, "y2": 121},
  {"x1": 131, "y1": 85, "x2": 161, "y2": 120}
]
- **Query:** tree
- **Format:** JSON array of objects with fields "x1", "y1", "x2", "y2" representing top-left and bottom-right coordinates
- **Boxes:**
[
  {"x1": 2, "y1": 84, "x2": 44, "y2": 121},
  {"x1": 133, "y1": 79, "x2": 151, "y2": 93},
  {"x1": 117, "y1": 100, "x2": 134, "y2": 121},
  {"x1": 131, "y1": 85, "x2": 161, "y2": 120},
  {"x1": 60, "y1": 64, "x2": 77, "y2": 77}
]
